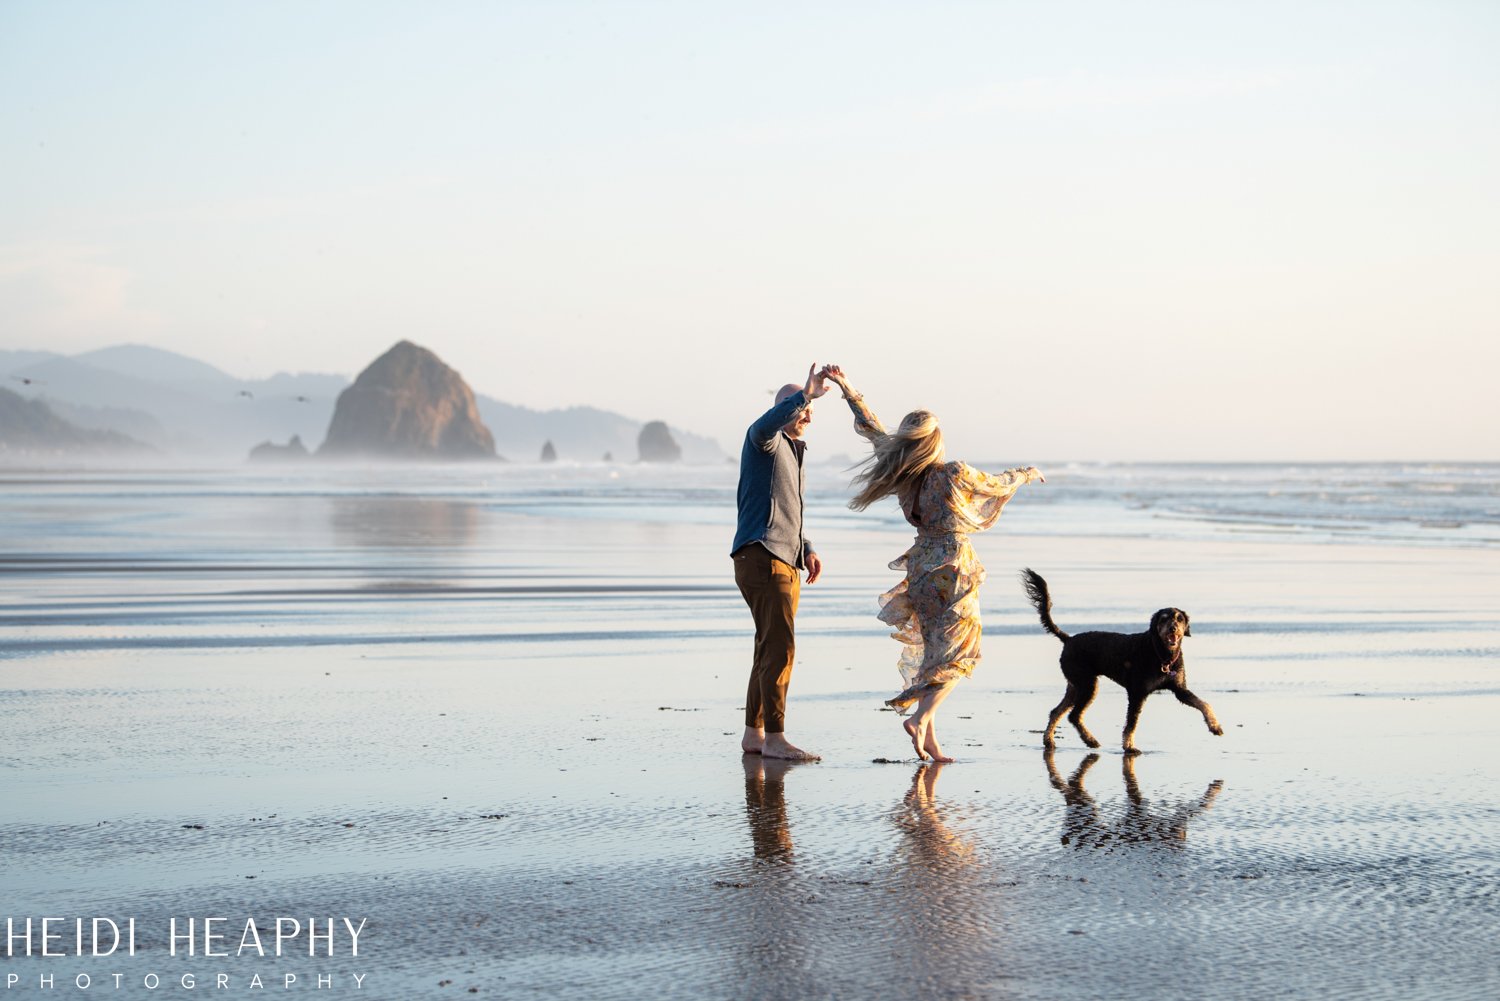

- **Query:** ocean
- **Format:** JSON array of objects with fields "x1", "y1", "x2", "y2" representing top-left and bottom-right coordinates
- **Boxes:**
[{"x1": 2, "y1": 461, "x2": 1497, "y2": 999}]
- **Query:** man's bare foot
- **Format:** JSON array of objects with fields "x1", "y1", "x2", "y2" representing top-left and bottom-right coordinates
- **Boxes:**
[
  {"x1": 762, "y1": 733, "x2": 820, "y2": 761},
  {"x1": 903, "y1": 718, "x2": 929, "y2": 760},
  {"x1": 742, "y1": 725, "x2": 765, "y2": 755}
]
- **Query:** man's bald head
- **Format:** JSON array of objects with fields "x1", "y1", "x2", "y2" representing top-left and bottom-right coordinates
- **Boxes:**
[{"x1": 776, "y1": 382, "x2": 813, "y2": 439}]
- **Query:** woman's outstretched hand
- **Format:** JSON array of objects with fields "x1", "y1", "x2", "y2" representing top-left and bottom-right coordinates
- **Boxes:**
[
  {"x1": 1025, "y1": 466, "x2": 1047, "y2": 484},
  {"x1": 820, "y1": 364, "x2": 853, "y2": 397}
]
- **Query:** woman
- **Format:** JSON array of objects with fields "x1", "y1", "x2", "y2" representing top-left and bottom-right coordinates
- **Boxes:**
[{"x1": 825, "y1": 366, "x2": 1044, "y2": 762}]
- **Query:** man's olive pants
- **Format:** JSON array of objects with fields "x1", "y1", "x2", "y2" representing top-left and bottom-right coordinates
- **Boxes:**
[{"x1": 733, "y1": 545, "x2": 800, "y2": 734}]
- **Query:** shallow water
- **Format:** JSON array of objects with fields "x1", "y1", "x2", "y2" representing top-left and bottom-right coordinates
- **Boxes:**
[{"x1": 2, "y1": 464, "x2": 1498, "y2": 998}]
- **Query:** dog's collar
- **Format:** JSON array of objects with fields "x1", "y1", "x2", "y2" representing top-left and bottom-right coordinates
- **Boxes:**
[{"x1": 1152, "y1": 631, "x2": 1182, "y2": 672}]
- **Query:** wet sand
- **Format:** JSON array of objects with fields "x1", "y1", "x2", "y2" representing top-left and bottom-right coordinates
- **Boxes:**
[{"x1": 2, "y1": 467, "x2": 1498, "y2": 998}]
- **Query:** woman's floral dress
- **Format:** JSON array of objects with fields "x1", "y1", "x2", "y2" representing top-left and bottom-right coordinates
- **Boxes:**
[{"x1": 843, "y1": 393, "x2": 1041, "y2": 712}]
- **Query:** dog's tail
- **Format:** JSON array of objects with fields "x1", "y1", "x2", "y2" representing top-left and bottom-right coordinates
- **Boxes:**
[{"x1": 1020, "y1": 568, "x2": 1070, "y2": 642}]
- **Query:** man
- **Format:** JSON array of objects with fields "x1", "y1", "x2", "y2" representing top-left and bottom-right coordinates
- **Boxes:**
[{"x1": 731, "y1": 362, "x2": 831, "y2": 761}]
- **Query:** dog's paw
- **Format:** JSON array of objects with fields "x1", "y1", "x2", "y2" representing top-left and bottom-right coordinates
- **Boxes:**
[
  {"x1": 1209, "y1": 723, "x2": 1224, "y2": 736},
  {"x1": 1083, "y1": 737, "x2": 1101, "y2": 749}
]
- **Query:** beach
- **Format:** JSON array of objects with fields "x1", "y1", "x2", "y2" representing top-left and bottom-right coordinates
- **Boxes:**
[{"x1": 2, "y1": 462, "x2": 1498, "y2": 999}]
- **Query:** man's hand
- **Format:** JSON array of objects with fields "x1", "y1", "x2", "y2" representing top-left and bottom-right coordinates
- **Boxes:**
[
  {"x1": 804, "y1": 363, "x2": 830, "y2": 400},
  {"x1": 805, "y1": 551, "x2": 823, "y2": 584}
]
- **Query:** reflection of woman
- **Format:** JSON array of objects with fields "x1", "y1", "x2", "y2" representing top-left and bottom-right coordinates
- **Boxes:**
[
  {"x1": 827, "y1": 366, "x2": 1043, "y2": 762},
  {"x1": 890, "y1": 764, "x2": 992, "y2": 969},
  {"x1": 894, "y1": 763, "x2": 975, "y2": 866}
]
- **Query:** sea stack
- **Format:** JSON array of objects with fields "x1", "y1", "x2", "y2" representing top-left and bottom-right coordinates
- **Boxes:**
[
  {"x1": 637, "y1": 420, "x2": 681, "y2": 463},
  {"x1": 318, "y1": 342, "x2": 496, "y2": 460},
  {"x1": 248, "y1": 435, "x2": 310, "y2": 462}
]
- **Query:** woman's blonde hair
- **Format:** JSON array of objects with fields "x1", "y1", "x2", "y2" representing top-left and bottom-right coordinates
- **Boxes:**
[{"x1": 848, "y1": 409, "x2": 945, "y2": 511}]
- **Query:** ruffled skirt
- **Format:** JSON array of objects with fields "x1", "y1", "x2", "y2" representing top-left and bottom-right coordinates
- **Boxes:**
[{"x1": 879, "y1": 533, "x2": 986, "y2": 712}]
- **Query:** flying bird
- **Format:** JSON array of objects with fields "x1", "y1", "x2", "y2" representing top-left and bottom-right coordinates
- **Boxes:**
[
  {"x1": 12, "y1": 376, "x2": 44, "y2": 386},
  {"x1": 236, "y1": 390, "x2": 254, "y2": 399}
]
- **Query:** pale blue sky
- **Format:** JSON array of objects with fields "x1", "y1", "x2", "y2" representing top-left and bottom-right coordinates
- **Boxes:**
[{"x1": 2, "y1": 1, "x2": 1496, "y2": 459}]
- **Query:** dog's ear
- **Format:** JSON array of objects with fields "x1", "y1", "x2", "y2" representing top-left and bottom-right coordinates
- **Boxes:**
[{"x1": 1182, "y1": 611, "x2": 1192, "y2": 637}]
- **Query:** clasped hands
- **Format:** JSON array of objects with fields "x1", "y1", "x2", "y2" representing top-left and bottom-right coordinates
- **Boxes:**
[{"x1": 803, "y1": 362, "x2": 852, "y2": 400}]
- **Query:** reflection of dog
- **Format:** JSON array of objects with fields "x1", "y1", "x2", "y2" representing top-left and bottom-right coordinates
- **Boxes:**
[
  {"x1": 1043, "y1": 750, "x2": 1223, "y2": 848},
  {"x1": 1022, "y1": 569, "x2": 1223, "y2": 754}
]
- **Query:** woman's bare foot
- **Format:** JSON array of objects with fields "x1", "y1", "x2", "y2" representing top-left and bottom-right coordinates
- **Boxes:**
[
  {"x1": 903, "y1": 718, "x2": 929, "y2": 760},
  {"x1": 923, "y1": 724, "x2": 954, "y2": 763},
  {"x1": 741, "y1": 725, "x2": 765, "y2": 755},
  {"x1": 762, "y1": 733, "x2": 820, "y2": 761}
]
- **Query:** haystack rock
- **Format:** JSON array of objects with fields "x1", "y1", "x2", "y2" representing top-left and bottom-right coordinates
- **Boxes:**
[
  {"x1": 540, "y1": 440, "x2": 557, "y2": 462},
  {"x1": 637, "y1": 420, "x2": 681, "y2": 463},
  {"x1": 318, "y1": 342, "x2": 496, "y2": 460}
]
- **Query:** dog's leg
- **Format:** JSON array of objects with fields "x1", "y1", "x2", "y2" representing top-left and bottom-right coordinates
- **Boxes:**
[
  {"x1": 1043, "y1": 747, "x2": 1066, "y2": 787},
  {"x1": 1121, "y1": 754, "x2": 1144, "y2": 804},
  {"x1": 1044, "y1": 685, "x2": 1078, "y2": 749},
  {"x1": 1067, "y1": 677, "x2": 1101, "y2": 749},
  {"x1": 1121, "y1": 693, "x2": 1146, "y2": 755},
  {"x1": 1070, "y1": 753, "x2": 1099, "y2": 788},
  {"x1": 1052, "y1": 753, "x2": 1101, "y2": 848},
  {"x1": 1172, "y1": 686, "x2": 1224, "y2": 736}
]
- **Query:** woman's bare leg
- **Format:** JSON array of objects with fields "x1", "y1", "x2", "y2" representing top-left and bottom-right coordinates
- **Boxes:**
[
  {"x1": 909, "y1": 685, "x2": 956, "y2": 762},
  {"x1": 903, "y1": 715, "x2": 928, "y2": 760}
]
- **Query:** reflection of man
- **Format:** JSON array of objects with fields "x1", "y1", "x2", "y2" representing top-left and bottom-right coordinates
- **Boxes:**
[
  {"x1": 742, "y1": 756, "x2": 796, "y2": 861},
  {"x1": 731, "y1": 363, "x2": 830, "y2": 761}
]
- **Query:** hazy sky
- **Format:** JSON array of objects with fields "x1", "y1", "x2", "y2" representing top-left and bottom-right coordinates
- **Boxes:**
[{"x1": 2, "y1": 1, "x2": 1496, "y2": 460}]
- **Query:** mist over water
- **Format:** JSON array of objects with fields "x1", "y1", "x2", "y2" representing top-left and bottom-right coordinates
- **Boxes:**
[{"x1": 2, "y1": 461, "x2": 1495, "y2": 657}]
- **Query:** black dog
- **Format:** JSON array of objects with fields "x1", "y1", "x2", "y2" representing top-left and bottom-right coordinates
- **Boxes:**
[{"x1": 1021, "y1": 569, "x2": 1222, "y2": 754}]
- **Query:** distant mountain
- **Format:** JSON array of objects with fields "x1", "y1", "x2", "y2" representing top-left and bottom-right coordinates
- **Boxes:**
[
  {"x1": 1, "y1": 343, "x2": 726, "y2": 463},
  {"x1": 13, "y1": 356, "x2": 223, "y2": 451},
  {"x1": 73, "y1": 344, "x2": 236, "y2": 387},
  {"x1": 47, "y1": 398, "x2": 170, "y2": 444},
  {"x1": 0, "y1": 387, "x2": 151, "y2": 456},
  {"x1": 8, "y1": 352, "x2": 340, "y2": 455},
  {"x1": 476, "y1": 397, "x2": 722, "y2": 463},
  {"x1": 249, "y1": 370, "x2": 349, "y2": 400},
  {"x1": 0, "y1": 350, "x2": 62, "y2": 375}
]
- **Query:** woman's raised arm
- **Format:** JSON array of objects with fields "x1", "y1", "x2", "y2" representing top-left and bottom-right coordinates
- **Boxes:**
[{"x1": 822, "y1": 365, "x2": 887, "y2": 442}]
